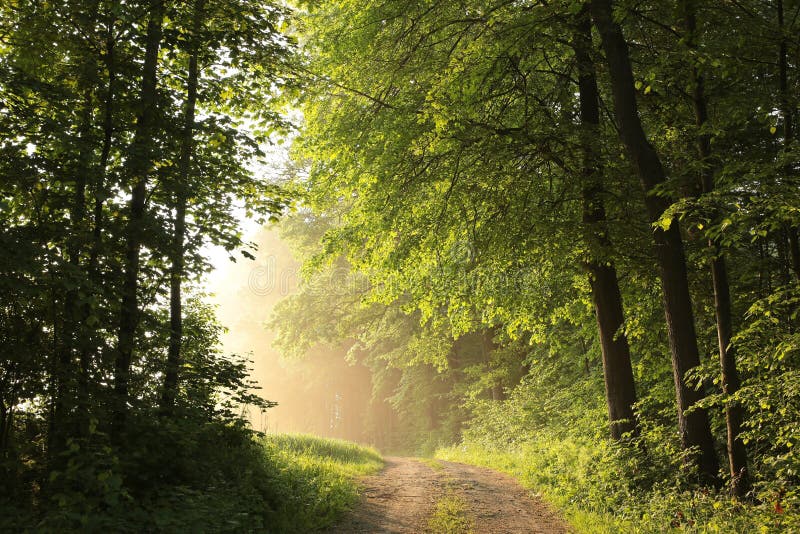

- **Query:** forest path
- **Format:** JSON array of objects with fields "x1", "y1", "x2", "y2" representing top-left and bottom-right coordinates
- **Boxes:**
[{"x1": 325, "y1": 457, "x2": 570, "y2": 533}]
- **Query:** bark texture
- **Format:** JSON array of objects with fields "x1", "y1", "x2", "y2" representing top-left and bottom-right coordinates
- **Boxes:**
[
  {"x1": 590, "y1": 0, "x2": 719, "y2": 482},
  {"x1": 573, "y1": 7, "x2": 638, "y2": 440},
  {"x1": 680, "y1": 0, "x2": 750, "y2": 496},
  {"x1": 162, "y1": 0, "x2": 204, "y2": 415},
  {"x1": 778, "y1": 0, "x2": 800, "y2": 280}
]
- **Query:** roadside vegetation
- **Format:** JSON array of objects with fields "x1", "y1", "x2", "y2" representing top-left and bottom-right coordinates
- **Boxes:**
[
  {"x1": 437, "y1": 370, "x2": 797, "y2": 533},
  {"x1": 428, "y1": 492, "x2": 475, "y2": 534},
  {"x1": 261, "y1": 434, "x2": 383, "y2": 533}
]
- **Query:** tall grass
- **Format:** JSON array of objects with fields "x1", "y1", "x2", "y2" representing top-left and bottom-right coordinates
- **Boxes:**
[{"x1": 260, "y1": 434, "x2": 383, "y2": 532}]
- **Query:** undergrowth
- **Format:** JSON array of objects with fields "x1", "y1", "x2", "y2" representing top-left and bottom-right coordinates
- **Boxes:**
[
  {"x1": 260, "y1": 434, "x2": 384, "y2": 532},
  {"x1": 0, "y1": 431, "x2": 382, "y2": 533},
  {"x1": 437, "y1": 438, "x2": 796, "y2": 533},
  {"x1": 435, "y1": 378, "x2": 798, "y2": 534}
]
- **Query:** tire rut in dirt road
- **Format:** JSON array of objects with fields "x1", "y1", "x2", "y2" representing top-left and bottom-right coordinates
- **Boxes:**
[{"x1": 325, "y1": 457, "x2": 570, "y2": 533}]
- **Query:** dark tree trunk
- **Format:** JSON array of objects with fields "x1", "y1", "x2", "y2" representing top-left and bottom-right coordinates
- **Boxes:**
[
  {"x1": 113, "y1": 0, "x2": 165, "y2": 437},
  {"x1": 52, "y1": 86, "x2": 94, "y2": 456},
  {"x1": 0, "y1": 401, "x2": 11, "y2": 454},
  {"x1": 680, "y1": 0, "x2": 750, "y2": 497},
  {"x1": 573, "y1": 6, "x2": 639, "y2": 441},
  {"x1": 590, "y1": 0, "x2": 719, "y2": 483},
  {"x1": 0, "y1": 395, "x2": 14, "y2": 488},
  {"x1": 161, "y1": 0, "x2": 204, "y2": 415},
  {"x1": 778, "y1": 0, "x2": 800, "y2": 280},
  {"x1": 777, "y1": 233, "x2": 791, "y2": 286},
  {"x1": 480, "y1": 327, "x2": 506, "y2": 401},
  {"x1": 80, "y1": 8, "x2": 118, "y2": 436},
  {"x1": 88, "y1": 10, "x2": 116, "y2": 279},
  {"x1": 790, "y1": 229, "x2": 800, "y2": 280}
]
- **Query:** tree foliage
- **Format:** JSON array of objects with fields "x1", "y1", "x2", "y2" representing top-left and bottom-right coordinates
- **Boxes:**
[
  {"x1": 269, "y1": 0, "x2": 800, "y2": 522},
  {"x1": 0, "y1": 0, "x2": 294, "y2": 529}
]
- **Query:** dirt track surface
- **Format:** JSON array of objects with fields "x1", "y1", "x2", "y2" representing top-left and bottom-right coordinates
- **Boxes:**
[{"x1": 325, "y1": 457, "x2": 570, "y2": 533}]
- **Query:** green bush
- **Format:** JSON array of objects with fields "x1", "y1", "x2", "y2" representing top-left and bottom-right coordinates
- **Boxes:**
[
  {"x1": 436, "y1": 373, "x2": 799, "y2": 534},
  {"x1": 259, "y1": 434, "x2": 384, "y2": 532},
  {"x1": 0, "y1": 431, "x2": 382, "y2": 533}
]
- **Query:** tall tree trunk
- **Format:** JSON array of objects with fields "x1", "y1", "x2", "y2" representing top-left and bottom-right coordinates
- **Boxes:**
[
  {"x1": 52, "y1": 86, "x2": 94, "y2": 455},
  {"x1": 480, "y1": 327, "x2": 506, "y2": 401},
  {"x1": 161, "y1": 0, "x2": 204, "y2": 415},
  {"x1": 81, "y1": 8, "x2": 117, "y2": 436},
  {"x1": 113, "y1": 0, "x2": 165, "y2": 437},
  {"x1": 573, "y1": 6, "x2": 639, "y2": 441},
  {"x1": 790, "y1": 229, "x2": 800, "y2": 280},
  {"x1": 680, "y1": 0, "x2": 750, "y2": 497},
  {"x1": 778, "y1": 0, "x2": 800, "y2": 280},
  {"x1": 590, "y1": 0, "x2": 719, "y2": 483},
  {"x1": 0, "y1": 399, "x2": 11, "y2": 455},
  {"x1": 88, "y1": 10, "x2": 116, "y2": 279}
]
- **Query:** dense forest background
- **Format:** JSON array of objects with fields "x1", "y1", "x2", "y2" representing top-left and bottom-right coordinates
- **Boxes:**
[{"x1": 2, "y1": 0, "x2": 800, "y2": 531}]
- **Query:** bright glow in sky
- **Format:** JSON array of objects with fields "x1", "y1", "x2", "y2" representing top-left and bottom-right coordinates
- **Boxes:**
[{"x1": 201, "y1": 128, "x2": 294, "y2": 275}]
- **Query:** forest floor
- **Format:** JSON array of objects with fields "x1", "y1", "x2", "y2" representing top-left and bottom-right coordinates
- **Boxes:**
[{"x1": 324, "y1": 456, "x2": 570, "y2": 533}]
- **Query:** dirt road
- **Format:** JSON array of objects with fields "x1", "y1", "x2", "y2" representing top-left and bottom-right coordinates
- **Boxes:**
[{"x1": 325, "y1": 457, "x2": 570, "y2": 533}]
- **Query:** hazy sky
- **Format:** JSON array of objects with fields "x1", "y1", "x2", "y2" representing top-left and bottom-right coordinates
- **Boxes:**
[{"x1": 200, "y1": 130, "x2": 303, "y2": 431}]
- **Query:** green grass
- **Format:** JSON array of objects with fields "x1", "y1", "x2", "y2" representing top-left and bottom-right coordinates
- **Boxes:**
[
  {"x1": 428, "y1": 492, "x2": 474, "y2": 534},
  {"x1": 436, "y1": 440, "x2": 797, "y2": 534},
  {"x1": 418, "y1": 457, "x2": 446, "y2": 471},
  {"x1": 260, "y1": 434, "x2": 383, "y2": 532},
  {"x1": 436, "y1": 440, "x2": 619, "y2": 533}
]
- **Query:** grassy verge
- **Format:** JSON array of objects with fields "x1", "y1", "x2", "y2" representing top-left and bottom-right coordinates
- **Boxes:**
[
  {"x1": 261, "y1": 434, "x2": 383, "y2": 532},
  {"x1": 436, "y1": 440, "x2": 621, "y2": 533},
  {"x1": 0, "y1": 429, "x2": 381, "y2": 533},
  {"x1": 436, "y1": 439, "x2": 795, "y2": 534}
]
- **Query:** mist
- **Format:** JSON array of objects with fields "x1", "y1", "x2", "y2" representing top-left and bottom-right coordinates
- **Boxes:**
[{"x1": 206, "y1": 226, "x2": 378, "y2": 444}]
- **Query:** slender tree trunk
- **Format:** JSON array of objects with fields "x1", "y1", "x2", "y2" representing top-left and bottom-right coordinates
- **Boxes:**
[
  {"x1": 0, "y1": 402, "x2": 11, "y2": 455},
  {"x1": 777, "y1": 233, "x2": 791, "y2": 286},
  {"x1": 480, "y1": 327, "x2": 506, "y2": 401},
  {"x1": 680, "y1": 0, "x2": 750, "y2": 497},
  {"x1": 80, "y1": 10, "x2": 117, "y2": 436},
  {"x1": 0, "y1": 399, "x2": 7, "y2": 453},
  {"x1": 0, "y1": 394, "x2": 14, "y2": 488},
  {"x1": 590, "y1": 0, "x2": 719, "y2": 483},
  {"x1": 778, "y1": 0, "x2": 800, "y2": 280},
  {"x1": 88, "y1": 12, "x2": 116, "y2": 279},
  {"x1": 161, "y1": 0, "x2": 204, "y2": 415},
  {"x1": 52, "y1": 87, "x2": 94, "y2": 455},
  {"x1": 113, "y1": 0, "x2": 165, "y2": 437},
  {"x1": 573, "y1": 6, "x2": 639, "y2": 441},
  {"x1": 790, "y1": 229, "x2": 800, "y2": 280}
]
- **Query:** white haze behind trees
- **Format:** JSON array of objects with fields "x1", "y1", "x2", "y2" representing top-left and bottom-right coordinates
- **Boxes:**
[{"x1": 202, "y1": 130, "x2": 370, "y2": 439}]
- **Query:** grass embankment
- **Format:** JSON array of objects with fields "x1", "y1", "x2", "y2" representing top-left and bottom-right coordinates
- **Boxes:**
[
  {"x1": 437, "y1": 439, "x2": 796, "y2": 533},
  {"x1": 436, "y1": 440, "x2": 623, "y2": 533},
  {"x1": 262, "y1": 434, "x2": 383, "y2": 532}
]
